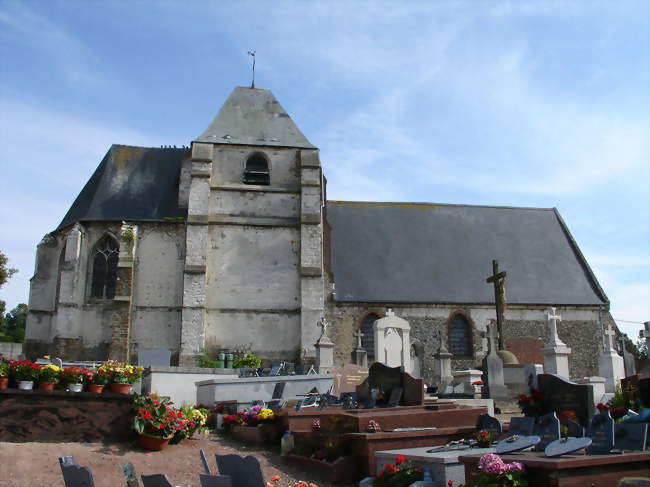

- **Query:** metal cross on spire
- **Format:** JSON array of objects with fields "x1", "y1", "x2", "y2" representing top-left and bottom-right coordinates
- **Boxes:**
[{"x1": 247, "y1": 50, "x2": 256, "y2": 88}]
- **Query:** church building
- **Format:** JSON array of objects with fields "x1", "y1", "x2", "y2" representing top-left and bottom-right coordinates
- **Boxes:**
[{"x1": 25, "y1": 86, "x2": 615, "y2": 380}]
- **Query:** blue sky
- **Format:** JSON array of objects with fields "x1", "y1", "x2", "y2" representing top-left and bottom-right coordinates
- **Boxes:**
[{"x1": 1, "y1": 1, "x2": 648, "y2": 340}]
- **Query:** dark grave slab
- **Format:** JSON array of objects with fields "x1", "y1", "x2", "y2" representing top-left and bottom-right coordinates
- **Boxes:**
[
  {"x1": 387, "y1": 387, "x2": 403, "y2": 408},
  {"x1": 200, "y1": 474, "x2": 233, "y2": 487},
  {"x1": 363, "y1": 389, "x2": 378, "y2": 409},
  {"x1": 141, "y1": 474, "x2": 174, "y2": 487},
  {"x1": 496, "y1": 435, "x2": 541, "y2": 454},
  {"x1": 508, "y1": 417, "x2": 535, "y2": 436},
  {"x1": 59, "y1": 456, "x2": 96, "y2": 487},
  {"x1": 560, "y1": 420, "x2": 584, "y2": 438},
  {"x1": 269, "y1": 363, "x2": 283, "y2": 376},
  {"x1": 537, "y1": 374, "x2": 594, "y2": 428},
  {"x1": 618, "y1": 479, "x2": 650, "y2": 487},
  {"x1": 355, "y1": 362, "x2": 424, "y2": 407},
  {"x1": 271, "y1": 381, "x2": 286, "y2": 399},
  {"x1": 137, "y1": 348, "x2": 171, "y2": 367},
  {"x1": 587, "y1": 411, "x2": 614, "y2": 455},
  {"x1": 544, "y1": 437, "x2": 592, "y2": 457},
  {"x1": 622, "y1": 375, "x2": 640, "y2": 407},
  {"x1": 475, "y1": 413, "x2": 502, "y2": 441},
  {"x1": 200, "y1": 449, "x2": 212, "y2": 474},
  {"x1": 215, "y1": 454, "x2": 265, "y2": 487},
  {"x1": 533, "y1": 412, "x2": 561, "y2": 452},
  {"x1": 614, "y1": 423, "x2": 648, "y2": 451}
]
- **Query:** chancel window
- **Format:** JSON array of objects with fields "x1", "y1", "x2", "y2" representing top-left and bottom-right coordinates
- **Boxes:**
[
  {"x1": 90, "y1": 237, "x2": 119, "y2": 299},
  {"x1": 361, "y1": 312, "x2": 380, "y2": 360},
  {"x1": 243, "y1": 153, "x2": 270, "y2": 185},
  {"x1": 448, "y1": 313, "x2": 472, "y2": 356}
]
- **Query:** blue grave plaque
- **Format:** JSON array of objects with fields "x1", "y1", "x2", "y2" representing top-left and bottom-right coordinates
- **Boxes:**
[
  {"x1": 587, "y1": 411, "x2": 614, "y2": 454},
  {"x1": 496, "y1": 435, "x2": 541, "y2": 454},
  {"x1": 614, "y1": 423, "x2": 648, "y2": 451},
  {"x1": 544, "y1": 437, "x2": 592, "y2": 457},
  {"x1": 508, "y1": 417, "x2": 535, "y2": 436},
  {"x1": 533, "y1": 412, "x2": 561, "y2": 451}
]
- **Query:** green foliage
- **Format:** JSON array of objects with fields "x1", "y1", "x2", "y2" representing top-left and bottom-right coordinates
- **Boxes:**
[
  {"x1": 196, "y1": 350, "x2": 220, "y2": 368},
  {"x1": 622, "y1": 333, "x2": 648, "y2": 360},
  {"x1": 468, "y1": 470, "x2": 528, "y2": 487},
  {"x1": 0, "y1": 252, "x2": 17, "y2": 288},
  {"x1": 233, "y1": 352, "x2": 262, "y2": 369},
  {"x1": 609, "y1": 384, "x2": 633, "y2": 410},
  {"x1": 0, "y1": 303, "x2": 27, "y2": 343}
]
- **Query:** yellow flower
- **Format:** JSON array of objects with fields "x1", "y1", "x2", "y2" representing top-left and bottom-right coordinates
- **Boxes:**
[{"x1": 42, "y1": 364, "x2": 61, "y2": 372}]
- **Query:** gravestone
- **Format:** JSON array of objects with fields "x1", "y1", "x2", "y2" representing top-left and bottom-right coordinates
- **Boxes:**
[
  {"x1": 374, "y1": 309, "x2": 411, "y2": 370},
  {"x1": 544, "y1": 437, "x2": 592, "y2": 457},
  {"x1": 59, "y1": 456, "x2": 96, "y2": 487},
  {"x1": 137, "y1": 348, "x2": 171, "y2": 367},
  {"x1": 363, "y1": 389, "x2": 379, "y2": 409},
  {"x1": 315, "y1": 317, "x2": 335, "y2": 374},
  {"x1": 533, "y1": 412, "x2": 561, "y2": 451},
  {"x1": 215, "y1": 454, "x2": 265, "y2": 487},
  {"x1": 496, "y1": 435, "x2": 541, "y2": 454},
  {"x1": 614, "y1": 424, "x2": 648, "y2": 451},
  {"x1": 140, "y1": 474, "x2": 174, "y2": 487},
  {"x1": 620, "y1": 337, "x2": 637, "y2": 377},
  {"x1": 355, "y1": 362, "x2": 424, "y2": 407},
  {"x1": 353, "y1": 329, "x2": 368, "y2": 367},
  {"x1": 507, "y1": 417, "x2": 535, "y2": 436},
  {"x1": 587, "y1": 411, "x2": 614, "y2": 454},
  {"x1": 598, "y1": 323, "x2": 625, "y2": 393},
  {"x1": 269, "y1": 363, "x2": 283, "y2": 376},
  {"x1": 330, "y1": 364, "x2": 369, "y2": 397},
  {"x1": 432, "y1": 331, "x2": 453, "y2": 391},
  {"x1": 541, "y1": 307, "x2": 571, "y2": 379},
  {"x1": 200, "y1": 475, "x2": 233, "y2": 487},
  {"x1": 386, "y1": 387, "x2": 403, "y2": 408},
  {"x1": 537, "y1": 374, "x2": 594, "y2": 427},
  {"x1": 476, "y1": 413, "x2": 502, "y2": 441},
  {"x1": 483, "y1": 323, "x2": 507, "y2": 400}
]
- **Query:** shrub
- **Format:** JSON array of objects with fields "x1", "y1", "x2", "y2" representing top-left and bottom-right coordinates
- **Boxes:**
[{"x1": 233, "y1": 352, "x2": 262, "y2": 369}]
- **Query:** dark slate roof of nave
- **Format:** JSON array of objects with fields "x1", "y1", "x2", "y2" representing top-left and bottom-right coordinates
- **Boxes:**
[
  {"x1": 57, "y1": 145, "x2": 189, "y2": 230},
  {"x1": 195, "y1": 86, "x2": 316, "y2": 149},
  {"x1": 325, "y1": 201, "x2": 608, "y2": 306}
]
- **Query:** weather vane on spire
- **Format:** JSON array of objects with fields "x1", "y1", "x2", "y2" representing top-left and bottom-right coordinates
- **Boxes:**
[{"x1": 247, "y1": 50, "x2": 256, "y2": 88}]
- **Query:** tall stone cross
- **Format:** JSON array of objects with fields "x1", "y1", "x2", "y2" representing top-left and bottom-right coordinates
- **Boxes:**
[
  {"x1": 486, "y1": 259, "x2": 507, "y2": 350},
  {"x1": 603, "y1": 324, "x2": 616, "y2": 352},
  {"x1": 353, "y1": 329, "x2": 364, "y2": 349},
  {"x1": 317, "y1": 316, "x2": 332, "y2": 343},
  {"x1": 545, "y1": 307, "x2": 565, "y2": 346}
]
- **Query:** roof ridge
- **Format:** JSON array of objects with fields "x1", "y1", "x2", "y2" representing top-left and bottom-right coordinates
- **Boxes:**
[
  {"x1": 111, "y1": 144, "x2": 188, "y2": 151},
  {"x1": 326, "y1": 200, "x2": 555, "y2": 211}
]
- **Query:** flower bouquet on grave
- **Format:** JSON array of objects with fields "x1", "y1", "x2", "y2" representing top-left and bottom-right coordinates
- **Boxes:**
[
  {"x1": 134, "y1": 393, "x2": 188, "y2": 450},
  {"x1": 10, "y1": 360, "x2": 40, "y2": 389},
  {"x1": 517, "y1": 388, "x2": 548, "y2": 417},
  {"x1": 475, "y1": 429, "x2": 492, "y2": 448},
  {"x1": 373, "y1": 455, "x2": 422, "y2": 487},
  {"x1": 37, "y1": 364, "x2": 61, "y2": 390},
  {"x1": 170, "y1": 405, "x2": 210, "y2": 443},
  {"x1": 222, "y1": 412, "x2": 244, "y2": 433},
  {"x1": 61, "y1": 366, "x2": 91, "y2": 391},
  {"x1": 99, "y1": 360, "x2": 143, "y2": 393},
  {"x1": 366, "y1": 419, "x2": 381, "y2": 433},
  {"x1": 468, "y1": 453, "x2": 527, "y2": 487},
  {"x1": 0, "y1": 360, "x2": 10, "y2": 389}
]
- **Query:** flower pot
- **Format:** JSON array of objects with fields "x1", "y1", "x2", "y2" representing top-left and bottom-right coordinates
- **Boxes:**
[
  {"x1": 137, "y1": 433, "x2": 171, "y2": 451},
  {"x1": 0, "y1": 377, "x2": 8, "y2": 390},
  {"x1": 88, "y1": 384, "x2": 104, "y2": 393},
  {"x1": 18, "y1": 380, "x2": 34, "y2": 390},
  {"x1": 109, "y1": 383, "x2": 132, "y2": 394},
  {"x1": 68, "y1": 383, "x2": 83, "y2": 392},
  {"x1": 38, "y1": 381, "x2": 56, "y2": 391}
]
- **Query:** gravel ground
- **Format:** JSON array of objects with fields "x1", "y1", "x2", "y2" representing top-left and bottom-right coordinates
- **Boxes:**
[{"x1": 0, "y1": 433, "x2": 341, "y2": 487}]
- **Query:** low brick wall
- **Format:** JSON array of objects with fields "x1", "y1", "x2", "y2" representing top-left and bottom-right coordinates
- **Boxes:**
[{"x1": 0, "y1": 389, "x2": 134, "y2": 442}]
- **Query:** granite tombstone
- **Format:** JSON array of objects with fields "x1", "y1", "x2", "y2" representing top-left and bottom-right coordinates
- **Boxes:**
[
  {"x1": 587, "y1": 411, "x2": 614, "y2": 455},
  {"x1": 537, "y1": 374, "x2": 594, "y2": 427},
  {"x1": 533, "y1": 412, "x2": 561, "y2": 452},
  {"x1": 614, "y1": 424, "x2": 648, "y2": 451},
  {"x1": 215, "y1": 454, "x2": 265, "y2": 487},
  {"x1": 507, "y1": 417, "x2": 535, "y2": 436},
  {"x1": 330, "y1": 364, "x2": 369, "y2": 397}
]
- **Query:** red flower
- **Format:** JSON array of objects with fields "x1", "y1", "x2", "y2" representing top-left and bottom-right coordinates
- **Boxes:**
[
  {"x1": 518, "y1": 394, "x2": 530, "y2": 402},
  {"x1": 385, "y1": 463, "x2": 397, "y2": 473},
  {"x1": 472, "y1": 380, "x2": 484, "y2": 385},
  {"x1": 396, "y1": 455, "x2": 406, "y2": 465}
]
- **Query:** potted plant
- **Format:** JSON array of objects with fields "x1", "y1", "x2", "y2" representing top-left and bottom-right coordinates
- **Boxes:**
[
  {"x1": 469, "y1": 453, "x2": 527, "y2": 487},
  {"x1": 374, "y1": 455, "x2": 423, "y2": 487},
  {"x1": 133, "y1": 393, "x2": 187, "y2": 451},
  {"x1": 10, "y1": 360, "x2": 40, "y2": 390},
  {"x1": 87, "y1": 369, "x2": 110, "y2": 393},
  {"x1": 0, "y1": 360, "x2": 9, "y2": 390},
  {"x1": 170, "y1": 405, "x2": 210, "y2": 444},
  {"x1": 61, "y1": 366, "x2": 90, "y2": 392},
  {"x1": 100, "y1": 360, "x2": 144, "y2": 394},
  {"x1": 37, "y1": 364, "x2": 61, "y2": 390},
  {"x1": 475, "y1": 429, "x2": 492, "y2": 448}
]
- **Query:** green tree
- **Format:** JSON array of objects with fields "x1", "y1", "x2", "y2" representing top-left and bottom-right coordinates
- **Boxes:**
[
  {"x1": 1, "y1": 303, "x2": 27, "y2": 342},
  {"x1": 0, "y1": 251, "x2": 17, "y2": 288},
  {"x1": 0, "y1": 252, "x2": 20, "y2": 342}
]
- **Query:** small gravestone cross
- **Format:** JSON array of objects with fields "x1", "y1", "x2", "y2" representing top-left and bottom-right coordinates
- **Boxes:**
[
  {"x1": 545, "y1": 307, "x2": 565, "y2": 346},
  {"x1": 317, "y1": 317, "x2": 331, "y2": 342},
  {"x1": 486, "y1": 259, "x2": 507, "y2": 349},
  {"x1": 354, "y1": 329, "x2": 364, "y2": 349},
  {"x1": 603, "y1": 324, "x2": 617, "y2": 352}
]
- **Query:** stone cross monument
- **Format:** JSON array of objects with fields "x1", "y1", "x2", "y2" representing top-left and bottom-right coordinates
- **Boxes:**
[
  {"x1": 352, "y1": 329, "x2": 368, "y2": 367},
  {"x1": 541, "y1": 307, "x2": 572, "y2": 379},
  {"x1": 486, "y1": 260, "x2": 507, "y2": 350},
  {"x1": 432, "y1": 329, "x2": 453, "y2": 391},
  {"x1": 314, "y1": 316, "x2": 334, "y2": 374},
  {"x1": 598, "y1": 323, "x2": 625, "y2": 393},
  {"x1": 484, "y1": 322, "x2": 507, "y2": 399}
]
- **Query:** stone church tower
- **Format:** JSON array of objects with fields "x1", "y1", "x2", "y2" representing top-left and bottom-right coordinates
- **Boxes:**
[{"x1": 24, "y1": 85, "x2": 617, "y2": 380}]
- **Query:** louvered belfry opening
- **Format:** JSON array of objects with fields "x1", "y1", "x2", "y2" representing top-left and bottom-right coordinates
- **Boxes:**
[
  {"x1": 243, "y1": 153, "x2": 270, "y2": 185},
  {"x1": 449, "y1": 313, "x2": 472, "y2": 356}
]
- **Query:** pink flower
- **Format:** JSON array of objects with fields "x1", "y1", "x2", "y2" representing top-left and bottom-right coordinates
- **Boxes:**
[
  {"x1": 478, "y1": 453, "x2": 506, "y2": 475},
  {"x1": 506, "y1": 462, "x2": 524, "y2": 472}
]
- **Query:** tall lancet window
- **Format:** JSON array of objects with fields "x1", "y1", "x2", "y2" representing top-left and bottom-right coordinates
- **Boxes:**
[
  {"x1": 90, "y1": 236, "x2": 119, "y2": 299},
  {"x1": 448, "y1": 313, "x2": 473, "y2": 356},
  {"x1": 243, "y1": 153, "x2": 270, "y2": 185},
  {"x1": 360, "y1": 312, "x2": 380, "y2": 360}
]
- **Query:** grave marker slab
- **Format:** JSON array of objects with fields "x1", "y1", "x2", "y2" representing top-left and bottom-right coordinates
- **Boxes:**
[
  {"x1": 496, "y1": 435, "x2": 540, "y2": 454},
  {"x1": 507, "y1": 417, "x2": 535, "y2": 436},
  {"x1": 475, "y1": 413, "x2": 502, "y2": 440},
  {"x1": 215, "y1": 454, "x2": 265, "y2": 487},
  {"x1": 544, "y1": 437, "x2": 592, "y2": 457},
  {"x1": 355, "y1": 362, "x2": 423, "y2": 407},
  {"x1": 59, "y1": 456, "x2": 96, "y2": 487},
  {"x1": 533, "y1": 412, "x2": 561, "y2": 451},
  {"x1": 330, "y1": 364, "x2": 369, "y2": 397},
  {"x1": 537, "y1": 374, "x2": 594, "y2": 427},
  {"x1": 587, "y1": 411, "x2": 614, "y2": 454},
  {"x1": 387, "y1": 387, "x2": 403, "y2": 408},
  {"x1": 140, "y1": 474, "x2": 174, "y2": 487},
  {"x1": 614, "y1": 424, "x2": 648, "y2": 451}
]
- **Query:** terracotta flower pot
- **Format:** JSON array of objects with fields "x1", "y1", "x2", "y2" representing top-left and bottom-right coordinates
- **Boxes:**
[
  {"x1": 88, "y1": 384, "x2": 104, "y2": 393},
  {"x1": 137, "y1": 434, "x2": 171, "y2": 451},
  {"x1": 0, "y1": 377, "x2": 8, "y2": 390},
  {"x1": 37, "y1": 381, "x2": 56, "y2": 391},
  {"x1": 109, "y1": 383, "x2": 132, "y2": 394}
]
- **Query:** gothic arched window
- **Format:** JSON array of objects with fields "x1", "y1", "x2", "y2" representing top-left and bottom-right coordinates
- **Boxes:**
[
  {"x1": 448, "y1": 313, "x2": 472, "y2": 356},
  {"x1": 360, "y1": 312, "x2": 380, "y2": 360},
  {"x1": 243, "y1": 153, "x2": 270, "y2": 185},
  {"x1": 90, "y1": 236, "x2": 119, "y2": 299},
  {"x1": 55, "y1": 243, "x2": 66, "y2": 306}
]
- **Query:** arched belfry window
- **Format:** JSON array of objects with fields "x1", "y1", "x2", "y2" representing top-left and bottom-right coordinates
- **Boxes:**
[
  {"x1": 243, "y1": 153, "x2": 270, "y2": 185},
  {"x1": 90, "y1": 236, "x2": 119, "y2": 299},
  {"x1": 448, "y1": 313, "x2": 472, "y2": 356},
  {"x1": 360, "y1": 312, "x2": 380, "y2": 360}
]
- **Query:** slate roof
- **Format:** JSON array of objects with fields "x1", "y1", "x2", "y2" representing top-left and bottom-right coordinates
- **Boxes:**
[
  {"x1": 57, "y1": 145, "x2": 188, "y2": 230},
  {"x1": 195, "y1": 86, "x2": 316, "y2": 149},
  {"x1": 326, "y1": 201, "x2": 608, "y2": 306}
]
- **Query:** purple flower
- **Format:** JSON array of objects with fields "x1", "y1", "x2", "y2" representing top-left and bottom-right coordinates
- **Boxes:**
[
  {"x1": 506, "y1": 462, "x2": 524, "y2": 472},
  {"x1": 478, "y1": 454, "x2": 506, "y2": 475}
]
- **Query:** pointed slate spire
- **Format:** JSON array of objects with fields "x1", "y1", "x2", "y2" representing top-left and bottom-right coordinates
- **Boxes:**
[{"x1": 195, "y1": 87, "x2": 316, "y2": 149}]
